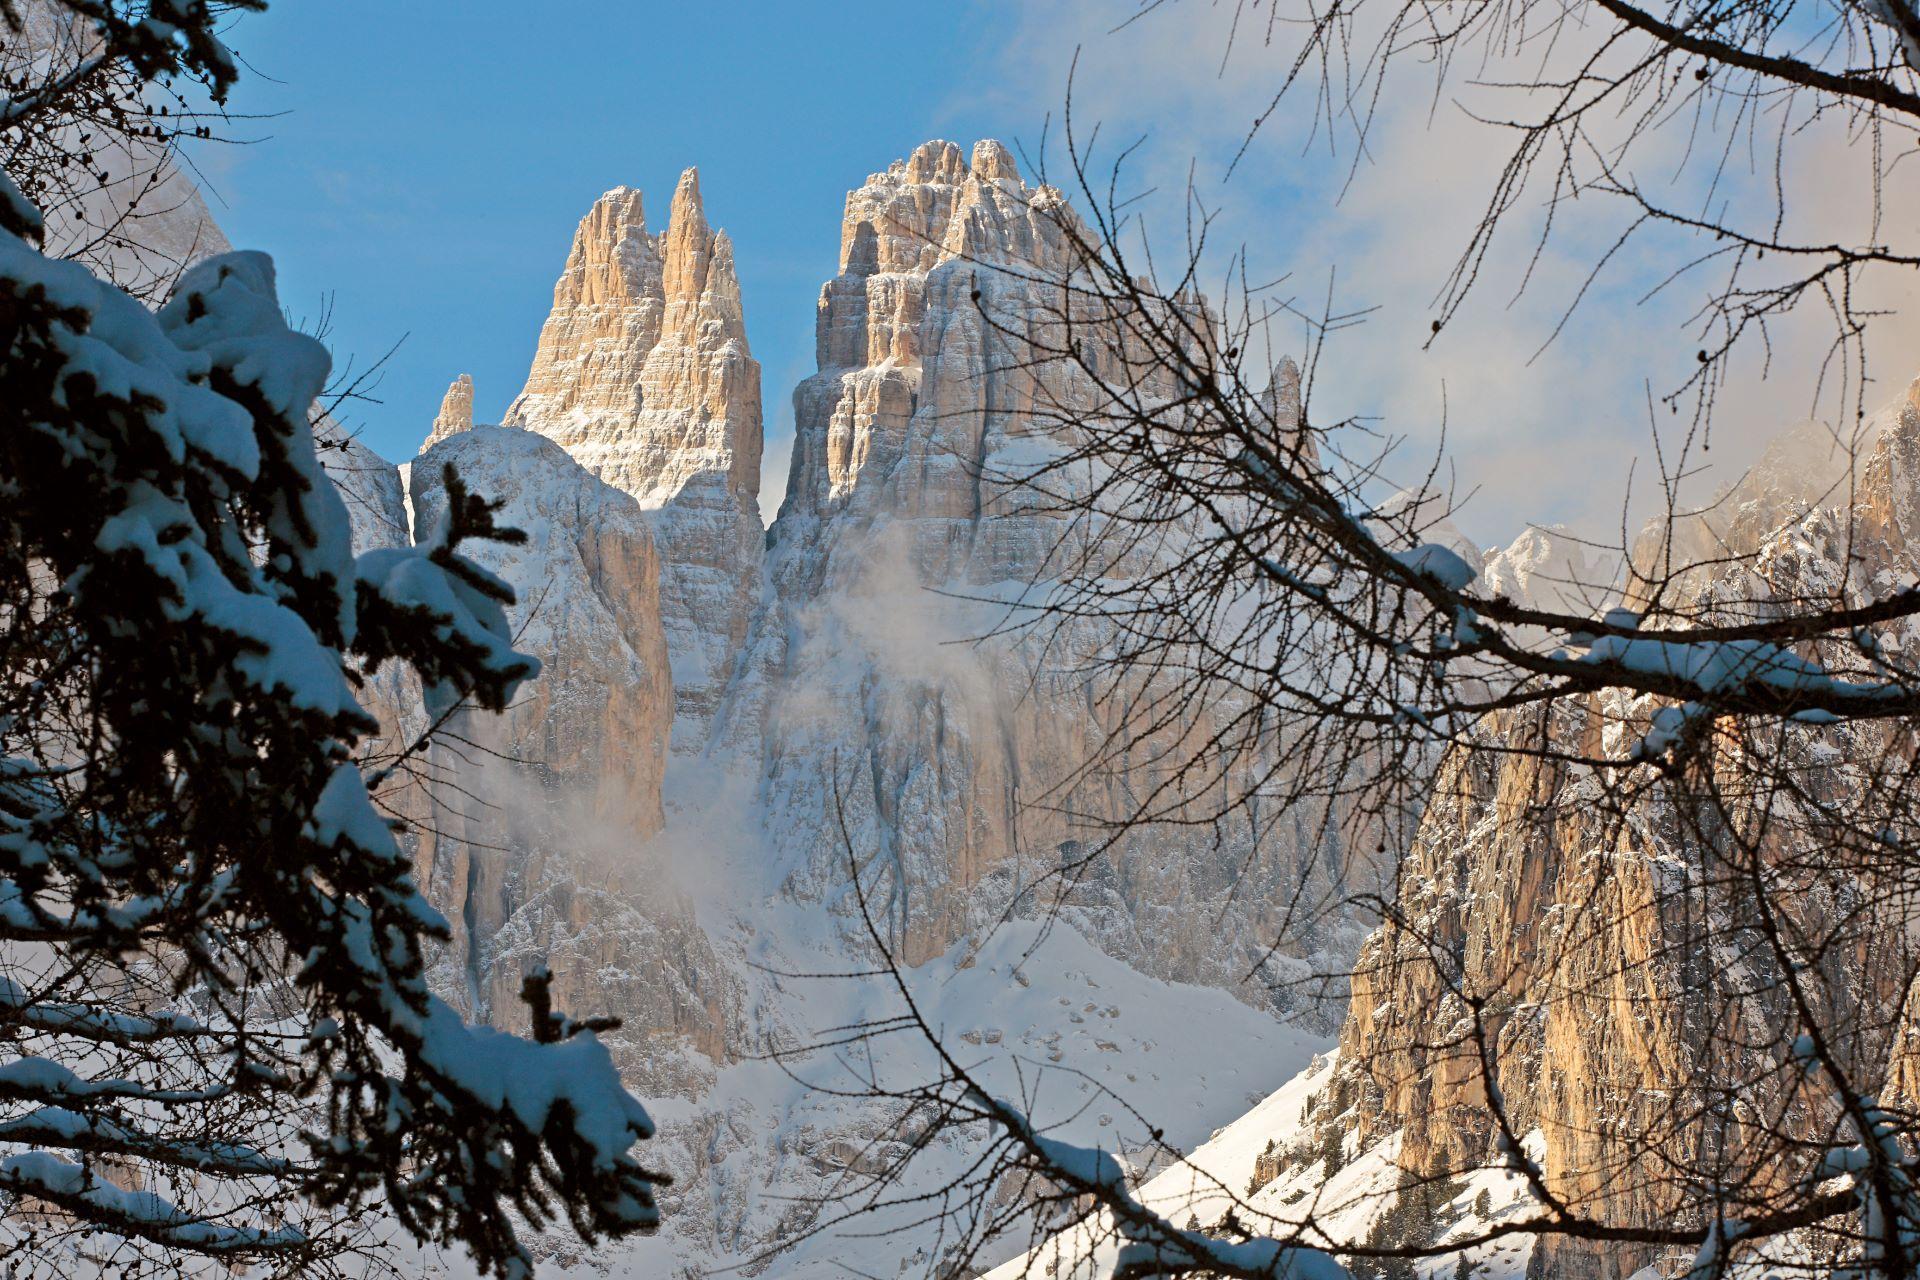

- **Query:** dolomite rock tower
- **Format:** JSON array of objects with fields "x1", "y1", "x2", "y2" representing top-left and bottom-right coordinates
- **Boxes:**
[
  {"x1": 505, "y1": 170, "x2": 764, "y2": 753},
  {"x1": 713, "y1": 139, "x2": 1353, "y2": 1002},
  {"x1": 425, "y1": 371, "x2": 474, "y2": 448}
]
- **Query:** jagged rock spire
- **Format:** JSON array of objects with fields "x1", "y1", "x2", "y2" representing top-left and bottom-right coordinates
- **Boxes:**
[
  {"x1": 503, "y1": 171, "x2": 764, "y2": 754},
  {"x1": 1266, "y1": 356, "x2": 1301, "y2": 432},
  {"x1": 786, "y1": 137, "x2": 1077, "y2": 523},
  {"x1": 662, "y1": 168, "x2": 714, "y2": 316},
  {"x1": 425, "y1": 372, "x2": 475, "y2": 449},
  {"x1": 969, "y1": 138, "x2": 1021, "y2": 184}
]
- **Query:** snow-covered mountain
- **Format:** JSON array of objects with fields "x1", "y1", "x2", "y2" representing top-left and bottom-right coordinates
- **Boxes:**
[
  {"x1": 110, "y1": 106, "x2": 1920, "y2": 1279},
  {"x1": 50, "y1": 33, "x2": 1920, "y2": 1265},
  {"x1": 304, "y1": 126, "x2": 1920, "y2": 1279},
  {"x1": 308, "y1": 140, "x2": 1355, "y2": 1277},
  {"x1": 1480, "y1": 524, "x2": 1618, "y2": 617}
]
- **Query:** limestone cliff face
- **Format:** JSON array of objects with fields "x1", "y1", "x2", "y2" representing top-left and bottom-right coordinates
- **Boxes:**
[
  {"x1": 774, "y1": 139, "x2": 1072, "y2": 542},
  {"x1": 1319, "y1": 386, "x2": 1920, "y2": 1279},
  {"x1": 710, "y1": 140, "x2": 1353, "y2": 1010},
  {"x1": 317, "y1": 420, "x2": 734, "y2": 1099},
  {"x1": 1337, "y1": 711, "x2": 1707, "y2": 1280},
  {"x1": 406, "y1": 427, "x2": 737, "y2": 1096},
  {"x1": 505, "y1": 173, "x2": 764, "y2": 752}
]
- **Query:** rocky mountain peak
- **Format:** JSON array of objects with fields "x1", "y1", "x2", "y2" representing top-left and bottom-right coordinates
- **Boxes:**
[
  {"x1": 661, "y1": 168, "x2": 716, "y2": 314},
  {"x1": 564, "y1": 185, "x2": 659, "y2": 310},
  {"x1": 504, "y1": 173, "x2": 756, "y2": 504},
  {"x1": 425, "y1": 372, "x2": 474, "y2": 449},
  {"x1": 1481, "y1": 523, "x2": 1618, "y2": 616},
  {"x1": 501, "y1": 173, "x2": 763, "y2": 753},
  {"x1": 1266, "y1": 356, "x2": 1303, "y2": 432},
  {"x1": 781, "y1": 137, "x2": 1086, "y2": 528},
  {"x1": 832, "y1": 137, "x2": 1065, "y2": 285},
  {"x1": 969, "y1": 138, "x2": 1021, "y2": 184},
  {"x1": 901, "y1": 138, "x2": 967, "y2": 185},
  {"x1": 669, "y1": 166, "x2": 705, "y2": 228}
]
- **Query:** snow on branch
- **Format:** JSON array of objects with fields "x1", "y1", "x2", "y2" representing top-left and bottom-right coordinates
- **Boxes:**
[
  {"x1": 1, "y1": 1151, "x2": 306, "y2": 1254},
  {"x1": 969, "y1": 1086, "x2": 1350, "y2": 1280},
  {"x1": 0, "y1": 134, "x2": 659, "y2": 1274}
]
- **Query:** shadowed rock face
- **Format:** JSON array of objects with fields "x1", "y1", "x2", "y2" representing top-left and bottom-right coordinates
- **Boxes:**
[
  {"x1": 316, "y1": 416, "x2": 430, "y2": 810},
  {"x1": 336, "y1": 422, "x2": 737, "y2": 1102},
  {"x1": 403, "y1": 427, "x2": 738, "y2": 1097},
  {"x1": 5, "y1": 0, "x2": 232, "y2": 299},
  {"x1": 504, "y1": 173, "x2": 764, "y2": 755}
]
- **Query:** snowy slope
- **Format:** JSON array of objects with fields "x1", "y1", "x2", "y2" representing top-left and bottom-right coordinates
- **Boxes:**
[
  {"x1": 398, "y1": 915, "x2": 1327, "y2": 1280},
  {"x1": 987, "y1": 1053, "x2": 1544, "y2": 1280}
]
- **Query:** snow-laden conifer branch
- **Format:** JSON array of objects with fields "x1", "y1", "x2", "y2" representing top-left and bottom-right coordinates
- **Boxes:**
[{"x1": 0, "y1": 12, "x2": 666, "y2": 1269}]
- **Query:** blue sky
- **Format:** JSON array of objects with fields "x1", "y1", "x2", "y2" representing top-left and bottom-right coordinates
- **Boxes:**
[
  {"x1": 189, "y1": 0, "x2": 1887, "y2": 542},
  {"x1": 205, "y1": 1, "x2": 1053, "y2": 491}
]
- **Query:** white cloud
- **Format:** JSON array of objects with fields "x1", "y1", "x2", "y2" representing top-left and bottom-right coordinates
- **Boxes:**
[{"x1": 967, "y1": 0, "x2": 1920, "y2": 550}]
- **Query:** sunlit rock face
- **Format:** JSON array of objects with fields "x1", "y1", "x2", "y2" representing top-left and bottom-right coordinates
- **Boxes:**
[
  {"x1": 314, "y1": 417, "x2": 425, "y2": 775},
  {"x1": 505, "y1": 173, "x2": 764, "y2": 753},
  {"x1": 709, "y1": 139, "x2": 1355, "y2": 1011},
  {"x1": 424, "y1": 372, "x2": 474, "y2": 449},
  {"x1": 1313, "y1": 382, "x2": 1920, "y2": 1280}
]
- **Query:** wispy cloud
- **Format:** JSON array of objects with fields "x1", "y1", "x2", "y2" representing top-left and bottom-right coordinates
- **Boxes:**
[{"x1": 964, "y1": 0, "x2": 1920, "y2": 549}]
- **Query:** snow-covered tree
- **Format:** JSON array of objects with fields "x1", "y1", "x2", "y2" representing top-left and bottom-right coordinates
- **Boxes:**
[{"x1": 0, "y1": 4, "x2": 663, "y2": 1277}]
